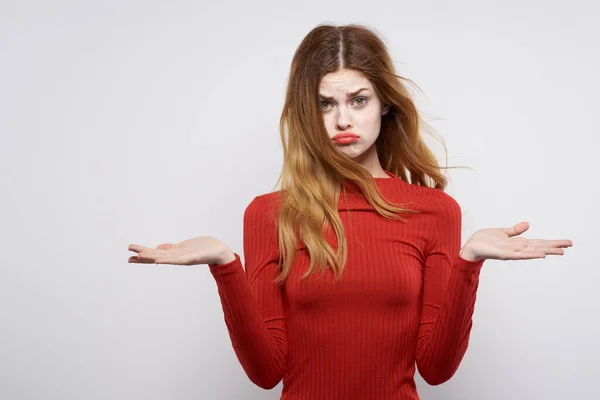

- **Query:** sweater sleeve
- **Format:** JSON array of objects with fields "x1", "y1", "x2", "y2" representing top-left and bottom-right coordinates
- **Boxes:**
[
  {"x1": 207, "y1": 195, "x2": 287, "y2": 390},
  {"x1": 415, "y1": 193, "x2": 485, "y2": 386}
]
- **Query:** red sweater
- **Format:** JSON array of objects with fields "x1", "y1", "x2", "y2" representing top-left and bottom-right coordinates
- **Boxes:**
[{"x1": 208, "y1": 170, "x2": 485, "y2": 399}]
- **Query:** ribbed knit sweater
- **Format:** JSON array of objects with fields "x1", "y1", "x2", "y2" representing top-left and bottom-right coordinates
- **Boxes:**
[{"x1": 208, "y1": 170, "x2": 485, "y2": 399}]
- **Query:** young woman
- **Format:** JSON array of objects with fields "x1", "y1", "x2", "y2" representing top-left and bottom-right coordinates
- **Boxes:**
[{"x1": 127, "y1": 24, "x2": 573, "y2": 400}]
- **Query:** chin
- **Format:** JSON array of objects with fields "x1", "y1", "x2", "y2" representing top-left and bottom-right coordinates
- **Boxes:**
[{"x1": 339, "y1": 148, "x2": 365, "y2": 159}]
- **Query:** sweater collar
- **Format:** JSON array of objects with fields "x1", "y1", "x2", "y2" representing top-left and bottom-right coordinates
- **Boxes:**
[{"x1": 338, "y1": 170, "x2": 405, "y2": 211}]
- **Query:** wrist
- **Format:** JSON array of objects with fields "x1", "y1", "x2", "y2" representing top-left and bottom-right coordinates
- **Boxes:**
[
  {"x1": 215, "y1": 247, "x2": 236, "y2": 265},
  {"x1": 459, "y1": 245, "x2": 481, "y2": 262}
]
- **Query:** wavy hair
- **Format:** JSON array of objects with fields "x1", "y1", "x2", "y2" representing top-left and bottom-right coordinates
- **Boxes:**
[{"x1": 271, "y1": 23, "x2": 464, "y2": 284}]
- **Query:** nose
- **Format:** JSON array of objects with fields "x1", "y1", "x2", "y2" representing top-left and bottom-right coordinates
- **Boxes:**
[{"x1": 335, "y1": 108, "x2": 353, "y2": 131}]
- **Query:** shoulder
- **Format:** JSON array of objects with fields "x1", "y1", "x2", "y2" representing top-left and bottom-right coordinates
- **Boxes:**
[
  {"x1": 244, "y1": 190, "x2": 284, "y2": 227},
  {"x1": 409, "y1": 185, "x2": 463, "y2": 222},
  {"x1": 412, "y1": 188, "x2": 465, "y2": 253},
  {"x1": 383, "y1": 178, "x2": 460, "y2": 212},
  {"x1": 247, "y1": 190, "x2": 284, "y2": 212}
]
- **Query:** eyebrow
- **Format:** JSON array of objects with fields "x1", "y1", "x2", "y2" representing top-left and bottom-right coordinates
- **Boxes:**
[{"x1": 318, "y1": 88, "x2": 369, "y2": 101}]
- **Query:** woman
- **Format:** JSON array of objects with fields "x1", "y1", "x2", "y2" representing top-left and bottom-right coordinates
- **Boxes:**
[{"x1": 127, "y1": 24, "x2": 572, "y2": 399}]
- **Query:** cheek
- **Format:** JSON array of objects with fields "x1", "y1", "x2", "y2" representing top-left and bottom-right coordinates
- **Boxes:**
[
  {"x1": 323, "y1": 114, "x2": 335, "y2": 131},
  {"x1": 357, "y1": 109, "x2": 382, "y2": 127}
]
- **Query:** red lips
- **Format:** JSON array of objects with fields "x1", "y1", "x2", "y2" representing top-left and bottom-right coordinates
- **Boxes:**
[{"x1": 332, "y1": 132, "x2": 359, "y2": 140}]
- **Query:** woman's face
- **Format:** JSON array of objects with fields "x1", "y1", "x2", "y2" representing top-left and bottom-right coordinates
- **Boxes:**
[{"x1": 319, "y1": 68, "x2": 389, "y2": 163}]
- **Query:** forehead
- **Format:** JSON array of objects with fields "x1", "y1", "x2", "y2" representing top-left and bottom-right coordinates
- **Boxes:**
[{"x1": 319, "y1": 69, "x2": 373, "y2": 94}]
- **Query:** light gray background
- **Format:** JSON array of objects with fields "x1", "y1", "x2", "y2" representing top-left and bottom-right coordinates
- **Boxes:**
[{"x1": 1, "y1": 1, "x2": 598, "y2": 399}]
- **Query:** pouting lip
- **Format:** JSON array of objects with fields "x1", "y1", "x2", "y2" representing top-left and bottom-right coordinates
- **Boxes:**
[{"x1": 332, "y1": 132, "x2": 359, "y2": 140}]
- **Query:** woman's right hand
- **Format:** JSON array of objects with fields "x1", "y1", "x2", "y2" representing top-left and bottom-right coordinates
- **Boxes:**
[{"x1": 127, "y1": 236, "x2": 235, "y2": 266}]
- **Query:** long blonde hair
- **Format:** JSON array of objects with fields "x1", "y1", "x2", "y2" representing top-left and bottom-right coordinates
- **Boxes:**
[{"x1": 271, "y1": 23, "x2": 461, "y2": 284}]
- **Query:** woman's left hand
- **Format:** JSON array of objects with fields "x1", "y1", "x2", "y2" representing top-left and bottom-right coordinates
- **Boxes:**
[{"x1": 460, "y1": 221, "x2": 573, "y2": 262}]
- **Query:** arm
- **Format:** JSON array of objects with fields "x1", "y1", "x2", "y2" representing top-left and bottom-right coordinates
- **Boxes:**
[
  {"x1": 207, "y1": 195, "x2": 287, "y2": 389},
  {"x1": 415, "y1": 194, "x2": 485, "y2": 385}
]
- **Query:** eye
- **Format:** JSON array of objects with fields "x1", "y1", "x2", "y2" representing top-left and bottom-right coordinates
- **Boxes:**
[
  {"x1": 320, "y1": 100, "x2": 331, "y2": 109},
  {"x1": 353, "y1": 97, "x2": 368, "y2": 106}
]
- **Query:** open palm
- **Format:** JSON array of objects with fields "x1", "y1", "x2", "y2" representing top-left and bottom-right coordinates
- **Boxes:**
[
  {"x1": 127, "y1": 236, "x2": 228, "y2": 266},
  {"x1": 466, "y1": 221, "x2": 573, "y2": 261}
]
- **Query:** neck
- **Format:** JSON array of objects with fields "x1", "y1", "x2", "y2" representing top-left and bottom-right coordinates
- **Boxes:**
[{"x1": 354, "y1": 143, "x2": 389, "y2": 178}]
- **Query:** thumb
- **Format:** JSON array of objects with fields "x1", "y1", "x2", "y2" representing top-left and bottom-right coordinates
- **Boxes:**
[{"x1": 502, "y1": 221, "x2": 530, "y2": 237}]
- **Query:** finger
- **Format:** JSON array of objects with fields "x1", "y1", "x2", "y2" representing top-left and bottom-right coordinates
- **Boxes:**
[
  {"x1": 506, "y1": 251, "x2": 547, "y2": 260},
  {"x1": 550, "y1": 240, "x2": 573, "y2": 248},
  {"x1": 137, "y1": 250, "x2": 166, "y2": 262},
  {"x1": 520, "y1": 242, "x2": 562, "y2": 255},
  {"x1": 503, "y1": 222, "x2": 530, "y2": 237},
  {"x1": 537, "y1": 247, "x2": 565, "y2": 256},
  {"x1": 128, "y1": 244, "x2": 156, "y2": 253},
  {"x1": 531, "y1": 240, "x2": 573, "y2": 248},
  {"x1": 157, "y1": 243, "x2": 177, "y2": 250}
]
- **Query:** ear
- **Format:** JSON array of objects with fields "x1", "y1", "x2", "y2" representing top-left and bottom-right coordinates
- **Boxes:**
[{"x1": 382, "y1": 103, "x2": 391, "y2": 115}]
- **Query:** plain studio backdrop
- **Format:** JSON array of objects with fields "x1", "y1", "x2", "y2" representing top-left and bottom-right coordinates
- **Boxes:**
[{"x1": 1, "y1": 0, "x2": 598, "y2": 399}]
